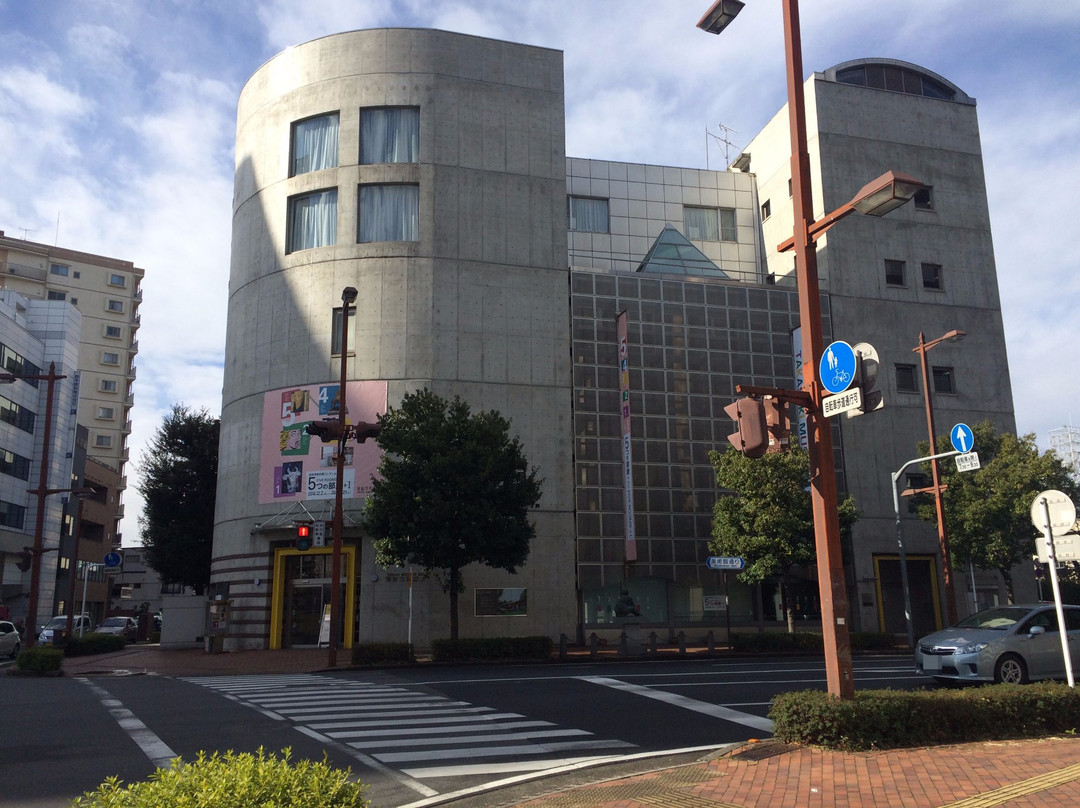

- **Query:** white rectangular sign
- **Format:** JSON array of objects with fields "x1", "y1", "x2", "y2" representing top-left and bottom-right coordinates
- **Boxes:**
[
  {"x1": 955, "y1": 452, "x2": 980, "y2": 472},
  {"x1": 822, "y1": 387, "x2": 862, "y2": 418},
  {"x1": 306, "y1": 468, "x2": 354, "y2": 500},
  {"x1": 703, "y1": 594, "x2": 728, "y2": 611},
  {"x1": 1036, "y1": 532, "x2": 1080, "y2": 563}
]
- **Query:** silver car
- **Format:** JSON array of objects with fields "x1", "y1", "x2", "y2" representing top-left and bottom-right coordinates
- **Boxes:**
[
  {"x1": 915, "y1": 603, "x2": 1080, "y2": 685},
  {"x1": 0, "y1": 620, "x2": 21, "y2": 659}
]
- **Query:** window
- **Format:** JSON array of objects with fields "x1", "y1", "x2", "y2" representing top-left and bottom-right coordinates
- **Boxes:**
[
  {"x1": 104, "y1": 325, "x2": 122, "y2": 339},
  {"x1": 0, "y1": 448, "x2": 31, "y2": 480},
  {"x1": 684, "y1": 206, "x2": 736, "y2": 242},
  {"x1": 921, "y1": 262, "x2": 943, "y2": 290},
  {"x1": 360, "y1": 107, "x2": 419, "y2": 164},
  {"x1": 287, "y1": 189, "x2": 338, "y2": 253},
  {"x1": 331, "y1": 307, "x2": 356, "y2": 355},
  {"x1": 96, "y1": 407, "x2": 115, "y2": 420},
  {"x1": 47, "y1": 290, "x2": 66, "y2": 301},
  {"x1": 1, "y1": 344, "x2": 40, "y2": 386},
  {"x1": 895, "y1": 364, "x2": 918, "y2": 392},
  {"x1": 290, "y1": 112, "x2": 340, "y2": 176},
  {"x1": 0, "y1": 500, "x2": 25, "y2": 529},
  {"x1": 358, "y1": 184, "x2": 419, "y2": 242},
  {"x1": 108, "y1": 273, "x2": 126, "y2": 287},
  {"x1": 100, "y1": 379, "x2": 118, "y2": 393},
  {"x1": 568, "y1": 196, "x2": 609, "y2": 233},
  {"x1": 0, "y1": 396, "x2": 35, "y2": 433},
  {"x1": 914, "y1": 186, "x2": 933, "y2": 210},
  {"x1": 932, "y1": 366, "x2": 955, "y2": 394},
  {"x1": 94, "y1": 434, "x2": 112, "y2": 448},
  {"x1": 50, "y1": 263, "x2": 69, "y2": 276},
  {"x1": 761, "y1": 199, "x2": 771, "y2": 220},
  {"x1": 884, "y1": 259, "x2": 906, "y2": 286},
  {"x1": 101, "y1": 352, "x2": 120, "y2": 366},
  {"x1": 107, "y1": 299, "x2": 124, "y2": 313}
]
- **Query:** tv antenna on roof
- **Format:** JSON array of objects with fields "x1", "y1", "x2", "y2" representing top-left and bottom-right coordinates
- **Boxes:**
[
  {"x1": 17, "y1": 226, "x2": 36, "y2": 240},
  {"x1": 705, "y1": 123, "x2": 738, "y2": 170}
]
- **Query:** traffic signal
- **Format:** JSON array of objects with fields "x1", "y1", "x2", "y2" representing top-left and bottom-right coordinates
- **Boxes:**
[
  {"x1": 305, "y1": 419, "x2": 344, "y2": 442},
  {"x1": 762, "y1": 396, "x2": 790, "y2": 454},
  {"x1": 15, "y1": 548, "x2": 31, "y2": 571},
  {"x1": 296, "y1": 523, "x2": 312, "y2": 551},
  {"x1": 724, "y1": 397, "x2": 769, "y2": 458},
  {"x1": 354, "y1": 420, "x2": 381, "y2": 443},
  {"x1": 848, "y1": 342, "x2": 884, "y2": 418}
]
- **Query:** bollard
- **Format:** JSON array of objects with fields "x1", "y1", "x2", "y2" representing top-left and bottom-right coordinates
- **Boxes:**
[
  {"x1": 559, "y1": 633, "x2": 568, "y2": 660},
  {"x1": 707, "y1": 630, "x2": 715, "y2": 653},
  {"x1": 649, "y1": 631, "x2": 658, "y2": 655},
  {"x1": 678, "y1": 630, "x2": 687, "y2": 655},
  {"x1": 589, "y1": 632, "x2": 599, "y2": 658},
  {"x1": 619, "y1": 630, "x2": 628, "y2": 656}
]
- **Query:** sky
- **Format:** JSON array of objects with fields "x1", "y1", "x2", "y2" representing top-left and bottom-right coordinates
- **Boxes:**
[{"x1": 1, "y1": 0, "x2": 1078, "y2": 545}]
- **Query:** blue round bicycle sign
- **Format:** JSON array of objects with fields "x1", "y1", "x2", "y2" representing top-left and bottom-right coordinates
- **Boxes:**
[{"x1": 819, "y1": 341, "x2": 857, "y2": 395}]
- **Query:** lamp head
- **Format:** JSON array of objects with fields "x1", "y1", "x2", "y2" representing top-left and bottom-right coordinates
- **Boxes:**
[
  {"x1": 697, "y1": 0, "x2": 745, "y2": 35},
  {"x1": 850, "y1": 171, "x2": 926, "y2": 217},
  {"x1": 341, "y1": 286, "x2": 358, "y2": 305},
  {"x1": 943, "y1": 330, "x2": 966, "y2": 343}
]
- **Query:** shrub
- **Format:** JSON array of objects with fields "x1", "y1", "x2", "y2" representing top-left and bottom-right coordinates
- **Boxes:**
[
  {"x1": 432, "y1": 635, "x2": 554, "y2": 661},
  {"x1": 15, "y1": 646, "x2": 64, "y2": 673},
  {"x1": 770, "y1": 682, "x2": 1080, "y2": 751},
  {"x1": 71, "y1": 747, "x2": 369, "y2": 808},
  {"x1": 65, "y1": 632, "x2": 127, "y2": 657},
  {"x1": 351, "y1": 642, "x2": 414, "y2": 665}
]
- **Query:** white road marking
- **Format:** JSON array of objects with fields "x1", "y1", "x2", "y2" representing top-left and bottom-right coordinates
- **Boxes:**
[{"x1": 78, "y1": 678, "x2": 177, "y2": 769}]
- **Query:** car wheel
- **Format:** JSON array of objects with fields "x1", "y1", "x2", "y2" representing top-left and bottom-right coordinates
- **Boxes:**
[{"x1": 994, "y1": 653, "x2": 1028, "y2": 684}]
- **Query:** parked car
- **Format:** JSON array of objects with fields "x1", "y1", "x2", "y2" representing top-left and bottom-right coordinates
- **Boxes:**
[
  {"x1": 0, "y1": 620, "x2": 20, "y2": 658},
  {"x1": 37, "y1": 615, "x2": 94, "y2": 644},
  {"x1": 915, "y1": 603, "x2": 1080, "y2": 685},
  {"x1": 97, "y1": 616, "x2": 138, "y2": 642}
]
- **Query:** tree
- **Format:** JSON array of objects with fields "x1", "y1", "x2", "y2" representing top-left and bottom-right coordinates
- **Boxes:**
[
  {"x1": 364, "y1": 389, "x2": 543, "y2": 639},
  {"x1": 709, "y1": 447, "x2": 858, "y2": 632},
  {"x1": 915, "y1": 420, "x2": 1079, "y2": 601},
  {"x1": 137, "y1": 405, "x2": 219, "y2": 595}
]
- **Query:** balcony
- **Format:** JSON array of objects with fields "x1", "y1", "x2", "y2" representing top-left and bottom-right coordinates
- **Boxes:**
[{"x1": 2, "y1": 261, "x2": 47, "y2": 282}]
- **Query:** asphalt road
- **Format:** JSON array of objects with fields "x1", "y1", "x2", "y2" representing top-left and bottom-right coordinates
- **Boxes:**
[{"x1": 0, "y1": 655, "x2": 924, "y2": 808}]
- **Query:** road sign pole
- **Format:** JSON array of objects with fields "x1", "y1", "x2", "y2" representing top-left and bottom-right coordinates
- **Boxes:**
[{"x1": 1035, "y1": 492, "x2": 1076, "y2": 688}]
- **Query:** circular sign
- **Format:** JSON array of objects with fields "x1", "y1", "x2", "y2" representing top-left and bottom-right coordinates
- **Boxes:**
[
  {"x1": 819, "y1": 341, "x2": 857, "y2": 395},
  {"x1": 950, "y1": 423, "x2": 975, "y2": 454},
  {"x1": 103, "y1": 551, "x2": 122, "y2": 568},
  {"x1": 1031, "y1": 490, "x2": 1077, "y2": 535}
]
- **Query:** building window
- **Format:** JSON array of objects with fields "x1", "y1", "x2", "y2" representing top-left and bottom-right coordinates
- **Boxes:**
[
  {"x1": 101, "y1": 352, "x2": 120, "y2": 366},
  {"x1": 921, "y1": 262, "x2": 943, "y2": 290},
  {"x1": 94, "y1": 434, "x2": 112, "y2": 448},
  {"x1": 932, "y1": 366, "x2": 955, "y2": 394},
  {"x1": 290, "y1": 112, "x2": 340, "y2": 176},
  {"x1": 96, "y1": 407, "x2": 115, "y2": 420},
  {"x1": 568, "y1": 196, "x2": 609, "y2": 233},
  {"x1": 108, "y1": 273, "x2": 126, "y2": 287},
  {"x1": 760, "y1": 199, "x2": 771, "y2": 220},
  {"x1": 287, "y1": 189, "x2": 338, "y2": 253},
  {"x1": 360, "y1": 107, "x2": 419, "y2": 164},
  {"x1": 47, "y1": 290, "x2": 67, "y2": 301},
  {"x1": 0, "y1": 396, "x2": 35, "y2": 433},
  {"x1": 1, "y1": 343, "x2": 41, "y2": 386},
  {"x1": 884, "y1": 259, "x2": 906, "y2": 286},
  {"x1": 50, "y1": 263, "x2": 69, "y2": 276},
  {"x1": 0, "y1": 448, "x2": 31, "y2": 480},
  {"x1": 331, "y1": 307, "x2": 356, "y2": 355},
  {"x1": 107, "y1": 299, "x2": 124, "y2": 313},
  {"x1": 358, "y1": 184, "x2": 419, "y2": 242},
  {"x1": 684, "y1": 206, "x2": 736, "y2": 242},
  {"x1": 895, "y1": 364, "x2": 918, "y2": 392},
  {"x1": 0, "y1": 500, "x2": 26, "y2": 529},
  {"x1": 914, "y1": 186, "x2": 933, "y2": 210},
  {"x1": 104, "y1": 325, "x2": 122, "y2": 339},
  {"x1": 100, "y1": 379, "x2": 118, "y2": 393}
]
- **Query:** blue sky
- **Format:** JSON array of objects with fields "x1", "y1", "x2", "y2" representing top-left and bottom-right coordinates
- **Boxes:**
[{"x1": 1, "y1": 0, "x2": 1078, "y2": 544}]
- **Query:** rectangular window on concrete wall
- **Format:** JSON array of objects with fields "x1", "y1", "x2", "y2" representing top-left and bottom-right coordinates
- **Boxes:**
[
  {"x1": 358, "y1": 184, "x2": 419, "y2": 242},
  {"x1": 568, "y1": 196, "x2": 610, "y2": 233},
  {"x1": 330, "y1": 307, "x2": 356, "y2": 355},
  {"x1": 684, "y1": 206, "x2": 736, "y2": 242},
  {"x1": 895, "y1": 363, "x2": 918, "y2": 392},
  {"x1": 291, "y1": 113, "x2": 340, "y2": 176},
  {"x1": 287, "y1": 189, "x2": 338, "y2": 253},
  {"x1": 884, "y1": 259, "x2": 906, "y2": 286},
  {"x1": 921, "y1": 262, "x2": 943, "y2": 290},
  {"x1": 0, "y1": 500, "x2": 25, "y2": 529},
  {"x1": 360, "y1": 107, "x2": 419, "y2": 164}
]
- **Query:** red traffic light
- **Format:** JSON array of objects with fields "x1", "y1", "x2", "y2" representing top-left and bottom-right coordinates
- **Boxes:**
[
  {"x1": 305, "y1": 419, "x2": 344, "y2": 442},
  {"x1": 723, "y1": 397, "x2": 768, "y2": 458},
  {"x1": 354, "y1": 420, "x2": 382, "y2": 443},
  {"x1": 296, "y1": 523, "x2": 312, "y2": 551}
]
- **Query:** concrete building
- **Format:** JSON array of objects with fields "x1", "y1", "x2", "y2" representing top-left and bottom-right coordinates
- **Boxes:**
[{"x1": 212, "y1": 29, "x2": 1018, "y2": 651}]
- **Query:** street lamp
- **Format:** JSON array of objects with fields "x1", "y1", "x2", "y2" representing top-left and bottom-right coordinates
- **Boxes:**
[
  {"x1": 328, "y1": 285, "x2": 358, "y2": 668},
  {"x1": 63, "y1": 485, "x2": 101, "y2": 637},
  {"x1": 699, "y1": 0, "x2": 926, "y2": 699},
  {"x1": 1, "y1": 363, "x2": 65, "y2": 649},
  {"x1": 914, "y1": 329, "x2": 966, "y2": 626}
]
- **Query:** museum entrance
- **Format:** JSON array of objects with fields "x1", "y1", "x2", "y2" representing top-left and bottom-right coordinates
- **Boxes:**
[{"x1": 271, "y1": 546, "x2": 356, "y2": 650}]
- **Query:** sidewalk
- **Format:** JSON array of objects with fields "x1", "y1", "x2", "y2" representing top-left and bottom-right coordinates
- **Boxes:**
[{"x1": 57, "y1": 646, "x2": 1080, "y2": 807}]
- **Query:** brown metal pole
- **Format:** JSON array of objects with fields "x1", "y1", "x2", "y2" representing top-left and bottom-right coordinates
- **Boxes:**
[
  {"x1": 26, "y1": 363, "x2": 60, "y2": 650},
  {"x1": 65, "y1": 493, "x2": 86, "y2": 637},
  {"x1": 918, "y1": 332, "x2": 957, "y2": 625},
  {"x1": 783, "y1": 0, "x2": 854, "y2": 699}
]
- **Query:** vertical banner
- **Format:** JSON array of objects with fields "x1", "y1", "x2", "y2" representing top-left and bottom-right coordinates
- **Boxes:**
[
  {"x1": 791, "y1": 326, "x2": 809, "y2": 450},
  {"x1": 616, "y1": 311, "x2": 637, "y2": 562}
]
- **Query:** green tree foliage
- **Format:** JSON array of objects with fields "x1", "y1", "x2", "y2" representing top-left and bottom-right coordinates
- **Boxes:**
[
  {"x1": 915, "y1": 420, "x2": 1079, "y2": 600},
  {"x1": 709, "y1": 447, "x2": 858, "y2": 631},
  {"x1": 136, "y1": 405, "x2": 219, "y2": 595},
  {"x1": 364, "y1": 390, "x2": 543, "y2": 639}
]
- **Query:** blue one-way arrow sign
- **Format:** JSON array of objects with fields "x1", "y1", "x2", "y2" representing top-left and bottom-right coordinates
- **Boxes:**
[
  {"x1": 950, "y1": 423, "x2": 975, "y2": 453},
  {"x1": 706, "y1": 556, "x2": 746, "y2": 571}
]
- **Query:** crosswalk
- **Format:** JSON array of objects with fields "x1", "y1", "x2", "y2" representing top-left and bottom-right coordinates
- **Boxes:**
[{"x1": 181, "y1": 674, "x2": 635, "y2": 785}]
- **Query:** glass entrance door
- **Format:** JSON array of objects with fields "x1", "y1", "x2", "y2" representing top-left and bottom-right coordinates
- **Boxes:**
[{"x1": 286, "y1": 584, "x2": 326, "y2": 647}]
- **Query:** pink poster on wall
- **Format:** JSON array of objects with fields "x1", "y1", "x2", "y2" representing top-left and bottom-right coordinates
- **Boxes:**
[{"x1": 258, "y1": 380, "x2": 388, "y2": 504}]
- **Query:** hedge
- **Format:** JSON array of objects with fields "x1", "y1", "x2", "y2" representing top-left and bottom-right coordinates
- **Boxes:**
[
  {"x1": 64, "y1": 632, "x2": 127, "y2": 657},
  {"x1": 431, "y1": 635, "x2": 553, "y2": 661},
  {"x1": 15, "y1": 646, "x2": 64, "y2": 674},
  {"x1": 351, "y1": 642, "x2": 414, "y2": 665}
]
